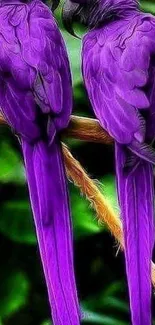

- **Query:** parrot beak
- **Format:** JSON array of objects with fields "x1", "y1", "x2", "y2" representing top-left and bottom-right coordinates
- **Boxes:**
[{"x1": 62, "y1": 0, "x2": 81, "y2": 37}]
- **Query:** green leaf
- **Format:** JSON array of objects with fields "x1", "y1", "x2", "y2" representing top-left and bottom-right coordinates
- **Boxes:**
[
  {"x1": 141, "y1": 1, "x2": 155, "y2": 13},
  {"x1": 102, "y1": 297, "x2": 128, "y2": 313},
  {"x1": 0, "y1": 142, "x2": 25, "y2": 184},
  {"x1": 103, "y1": 281, "x2": 124, "y2": 297},
  {"x1": 0, "y1": 271, "x2": 30, "y2": 319},
  {"x1": 0, "y1": 200, "x2": 36, "y2": 244},
  {"x1": 82, "y1": 281, "x2": 129, "y2": 323},
  {"x1": 41, "y1": 321, "x2": 52, "y2": 325},
  {"x1": 81, "y1": 308, "x2": 128, "y2": 325},
  {"x1": 70, "y1": 184, "x2": 102, "y2": 238},
  {"x1": 101, "y1": 282, "x2": 128, "y2": 313}
]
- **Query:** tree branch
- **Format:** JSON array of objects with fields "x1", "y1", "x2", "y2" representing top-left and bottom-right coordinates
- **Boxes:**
[
  {"x1": 63, "y1": 115, "x2": 113, "y2": 144},
  {"x1": 0, "y1": 114, "x2": 113, "y2": 144},
  {"x1": 63, "y1": 143, "x2": 122, "y2": 244},
  {"x1": 0, "y1": 113, "x2": 155, "y2": 286}
]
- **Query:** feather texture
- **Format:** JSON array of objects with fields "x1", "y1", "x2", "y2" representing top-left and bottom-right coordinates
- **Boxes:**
[
  {"x1": 0, "y1": 1, "x2": 80, "y2": 324},
  {"x1": 115, "y1": 143, "x2": 154, "y2": 325},
  {"x1": 82, "y1": 13, "x2": 155, "y2": 325},
  {"x1": 22, "y1": 138, "x2": 80, "y2": 324}
]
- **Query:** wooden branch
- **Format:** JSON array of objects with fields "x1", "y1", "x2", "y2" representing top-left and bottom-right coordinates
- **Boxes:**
[
  {"x1": 0, "y1": 114, "x2": 113, "y2": 144},
  {"x1": 64, "y1": 115, "x2": 113, "y2": 144},
  {"x1": 63, "y1": 143, "x2": 122, "y2": 244}
]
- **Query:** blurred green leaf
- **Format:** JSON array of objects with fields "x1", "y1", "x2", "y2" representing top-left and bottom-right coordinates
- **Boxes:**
[
  {"x1": 83, "y1": 291, "x2": 128, "y2": 314},
  {"x1": 101, "y1": 282, "x2": 128, "y2": 313},
  {"x1": 141, "y1": 1, "x2": 155, "y2": 13},
  {"x1": 70, "y1": 184, "x2": 102, "y2": 238},
  {"x1": 102, "y1": 297, "x2": 128, "y2": 313},
  {"x1": 0, "y1": 142, "x2": 24, "y2": 184},
  {"x1": 41, "y1": 320, "x2": 52, "y2": 325},
  {"x1": 81, "y1": 308, "x2": 128, "y2": 325},
  {"x1": 0, "y1": 271, "x2": 29, "y2": 319},
  {"x1": 103, "y1": 281, "x2": 124, "y2": 297},
  {"x1": 0, "y1": 200, "x2": 36, "y2": 244},
  {"x1": 82, "y1": 281, "x2": 129, "y2": 323}
]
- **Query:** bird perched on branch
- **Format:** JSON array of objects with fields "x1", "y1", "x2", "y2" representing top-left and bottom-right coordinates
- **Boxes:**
[
  {"x1": 0, "y1": 0, "x2": 80, "y2": 324},
  {"x1": 63, "y1": 0, "x2": 155, "y2": 324}
]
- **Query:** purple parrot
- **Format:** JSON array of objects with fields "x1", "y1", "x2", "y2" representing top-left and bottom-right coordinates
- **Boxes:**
[
  {"x1": 0, "y1": 0, "x2": 80, "y2": 324},
  {"x1": 63, "y1": 0, "x2": 155, "y2": 324}
]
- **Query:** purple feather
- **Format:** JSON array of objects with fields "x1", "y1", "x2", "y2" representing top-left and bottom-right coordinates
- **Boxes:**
[
  {"x1": 115, "y1": 143, "x2": 154, "y2": 325},
  {"x1": 0, "y1": 0, "x2": 80, "y2": 324},
  {"x1": 83, "y1": 9, "x2": 155, "y2": 325},
  {"x1": 63, "y1": 0, "x2": 155, "y2": 324}
]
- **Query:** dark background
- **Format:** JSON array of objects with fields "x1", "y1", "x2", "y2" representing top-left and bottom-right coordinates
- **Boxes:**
[{"x1": 0, "y1": 1, "x2": 155, "y2": 324}]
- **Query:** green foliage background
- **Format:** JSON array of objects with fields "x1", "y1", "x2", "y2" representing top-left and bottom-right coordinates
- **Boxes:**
[{"x1": 0, "y1": 1, "x2": 155, "y2": 324}]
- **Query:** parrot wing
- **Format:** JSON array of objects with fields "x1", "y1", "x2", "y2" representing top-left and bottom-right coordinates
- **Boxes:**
[
  {"x1": 0, "y1": 4, "x2": 80, "y2": 324},
  {"x1": 0, "y1": 2, "x2": 72, "y2": 140},
  {"x1": 16, "y1": 0, "x2": 72, "y2": 131},
  {"x1": 82, "y1": 16, "x2": 155, "y2": 325},
  {"x1": 82, "y1": 18, "x2": 155, "y2": 157}
]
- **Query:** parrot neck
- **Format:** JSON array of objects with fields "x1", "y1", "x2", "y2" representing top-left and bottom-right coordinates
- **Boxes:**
[{"x1": 79, "y1": 0, "x2": 140, "y2": 28}]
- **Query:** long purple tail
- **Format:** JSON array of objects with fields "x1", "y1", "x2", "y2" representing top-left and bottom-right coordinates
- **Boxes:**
[
  {"x1": 115, "y1": 143, "x2": 154, "y2": 325},
  {"x1": 22, "y1": 138, "x2": 80, "y2": 325}
]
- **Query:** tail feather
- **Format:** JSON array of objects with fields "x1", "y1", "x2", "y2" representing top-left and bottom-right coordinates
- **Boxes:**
[
  {"x1": 115, "y1": 142, "x2": 154, "y2": 325},
  {"x1": 22, "y1": 138, "x2": 80, "y2": 325}
]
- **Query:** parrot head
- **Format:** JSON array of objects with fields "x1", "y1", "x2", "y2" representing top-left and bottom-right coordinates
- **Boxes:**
[{"x1": 62, "y1": 0, "x2": 139, "y2": 35}]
